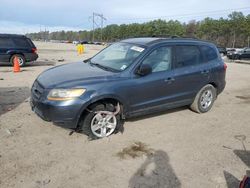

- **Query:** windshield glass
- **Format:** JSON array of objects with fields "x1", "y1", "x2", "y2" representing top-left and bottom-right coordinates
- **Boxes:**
[{"x1": 91, "y1": 42, "x2": 145, "y2": 72}]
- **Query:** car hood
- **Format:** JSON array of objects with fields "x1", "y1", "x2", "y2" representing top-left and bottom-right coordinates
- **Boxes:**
[{"x1": 37, "y1": 62, "x2": 119, "y2": 88}]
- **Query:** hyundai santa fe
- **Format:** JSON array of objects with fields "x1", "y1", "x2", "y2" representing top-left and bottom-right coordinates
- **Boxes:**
[{"x1": 30, "y1": 37, "x2": 226, "y2": 139}]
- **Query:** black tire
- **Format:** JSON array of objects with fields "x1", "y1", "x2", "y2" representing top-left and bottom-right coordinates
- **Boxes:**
[
  {"x1": 79, "y1": 102, "x2": 122, "y2": 139},
  {"x1": 10, "y1": 54, "x2": 26, "y2": 67},
  {"x1": 234, "y1": 54, "x2": 240, "y2": 60},
  {"x1": 190, "y1": 84, "x2": 217, "y2": 113}
]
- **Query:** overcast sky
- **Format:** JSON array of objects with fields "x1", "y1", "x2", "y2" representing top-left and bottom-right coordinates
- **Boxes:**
[{"x1": 0, "y1": 0, "x2": 250, "y2": 34}]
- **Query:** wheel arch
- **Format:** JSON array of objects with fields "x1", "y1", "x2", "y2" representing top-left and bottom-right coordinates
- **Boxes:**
[
  {"x1": 208, "y1": 82, "x2": 218, "y2": 94},
  {"x1": 76, "y1": 95, "x2": 128, "y2": 129},
  {"x1": 9, "y1": 53, "x2": 26, "y2": 62}
]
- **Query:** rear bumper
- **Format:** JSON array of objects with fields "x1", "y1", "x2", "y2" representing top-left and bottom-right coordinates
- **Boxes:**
[
  {"x1": 217, "y1": 80, "x2": 226, "y2": 95},
  {"x1": 25, "y1": 53, "x2": 38, "y2": 62}
]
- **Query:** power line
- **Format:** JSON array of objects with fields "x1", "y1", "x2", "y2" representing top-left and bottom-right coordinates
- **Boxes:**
[
  {"x1": 106, "y1": 6, "x2": 250, "y2": 22},
  {"x1": 46, "y1": 6, "x2": 250, "y2": 32}
]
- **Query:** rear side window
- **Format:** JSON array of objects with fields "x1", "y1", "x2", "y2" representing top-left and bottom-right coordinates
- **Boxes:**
[
  {"x1": 174, "y1": 45, "x2": 202, "y2": 68},
  {"x1": 12, "y1": 38, "x2": 31, "y2": 48},
  {"x1": 0, "y1": 37, "x2": 14, "y2": 48},
  {"x1": 26, "y1": 38, "x2": 35, "y2": 48},
  {"x1": 200, "y1": 45, "x2": 218, "y2": 61}
]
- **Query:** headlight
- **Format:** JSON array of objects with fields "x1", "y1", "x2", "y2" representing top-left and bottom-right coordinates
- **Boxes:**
[{"x1": 47, "y1": 88, "x2": 86, "y2": 101}]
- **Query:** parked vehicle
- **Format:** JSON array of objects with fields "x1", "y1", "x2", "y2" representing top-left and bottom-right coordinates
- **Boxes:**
[
  {"x1": 80, "y1": 40, "x2": 89, "y2": 44},
  {"x1": 0, "y1": 34, "x2": 38, "y2": 66},
  {"x1": 31, "y1": 37, "x2": 226, "y2": 139},
  {"x1": 217, "y1": 47, "x2": 227, "y2": 56},
  {"x1": 226, "y1": 48, "x2": 250, "y2": 60},
  {"x1": 72, "y1": 41, "x2": 79, "y2": 45},
  {"x1": 232, "y1": 47, "x2": 250, "y2": 60}
]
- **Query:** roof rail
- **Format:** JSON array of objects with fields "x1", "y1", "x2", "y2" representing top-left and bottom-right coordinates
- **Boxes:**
[
  {"x1": 151, "y1": 35, "x2": 200, "y2": 40},
  {"x1": 151, "y1": 35, "x2": 180, "y2": 38}
]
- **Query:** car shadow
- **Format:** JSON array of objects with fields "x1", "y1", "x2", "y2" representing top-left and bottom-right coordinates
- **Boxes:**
[
  {"x1": 127, "y1": 106, "x2": 188, "y2": 122},
  {"x1": 0, "y1": 87, "x2": 30, "y2": 116},
  {"x1": 129, "y1": 150, "x2": 181, "y2": 188}
]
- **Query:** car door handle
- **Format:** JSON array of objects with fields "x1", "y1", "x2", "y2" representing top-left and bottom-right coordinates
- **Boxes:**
[
  {"x1": 164, "y1": 77, "x2": 175, "y2": 83},
  {"x1": 201, "y1": 70, "x2": 210, "y2": 74}
]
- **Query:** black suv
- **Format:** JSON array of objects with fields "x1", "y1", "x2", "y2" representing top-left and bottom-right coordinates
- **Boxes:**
[
  {"x1": 31, "y1": 37, "x2": 226, "y2": 139},
  {"x1": 0, "y1": 34, "x2": 38, "y2": 66}
]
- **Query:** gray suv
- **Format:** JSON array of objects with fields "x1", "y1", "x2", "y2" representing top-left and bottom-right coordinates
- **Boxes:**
[{"x1": 31, "y1": 37, "x2": 226, "y2": 139}]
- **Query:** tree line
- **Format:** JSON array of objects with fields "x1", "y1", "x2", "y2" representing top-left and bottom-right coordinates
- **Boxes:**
[{"x1": 27, "y1": 12, "x2": 250, "y2": 48}]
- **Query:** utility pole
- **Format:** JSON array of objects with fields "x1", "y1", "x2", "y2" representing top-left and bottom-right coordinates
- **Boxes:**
[
  {"x1": 44, "y1": 26, "x2": 46, "y2": 42},
  {"x1": 248, "y1": 36, "x2": 250, "y2": 47},
  {"x1": 91, "y1": 13, "x2": 107, "y2": 42},
  {"x1": 92, "y1": 12, "x2": 95, "y2": 42}
]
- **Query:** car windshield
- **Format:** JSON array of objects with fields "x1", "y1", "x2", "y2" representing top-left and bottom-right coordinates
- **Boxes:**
[{"x1": 91, "y1": 42, "x2": 145, "y2": 72}]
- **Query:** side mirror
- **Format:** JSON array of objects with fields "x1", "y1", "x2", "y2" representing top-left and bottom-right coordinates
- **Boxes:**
[
  {"x1": 83, "y1": 58, "x2": 90, "y2": 63},
  {"x1": 136, "y1": 64, "x2": 152, "y2": 76}
]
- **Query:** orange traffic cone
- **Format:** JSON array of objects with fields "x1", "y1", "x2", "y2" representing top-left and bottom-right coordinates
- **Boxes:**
[{"x1": 13, "y1": 57, "x2": 20, "y2": 73}]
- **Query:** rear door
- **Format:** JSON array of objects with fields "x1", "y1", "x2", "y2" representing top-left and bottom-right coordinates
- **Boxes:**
[
  {"x1": 12, "y1": 37, "x2": 32, "y2": 50},
  {"x1": 0, "y1": 37, "x2": 14, "y2": 62},
  {"x1": 171, "y1": 44, "x2": 210, "y2": 100}
]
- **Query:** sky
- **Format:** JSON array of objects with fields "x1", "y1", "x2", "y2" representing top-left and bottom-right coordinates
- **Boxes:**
[{"x1": 0, "y1": 0, "x2": 250, "y2": 34}]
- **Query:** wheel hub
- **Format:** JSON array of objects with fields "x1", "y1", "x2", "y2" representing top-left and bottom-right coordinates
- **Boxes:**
[
  {"x1": 200, "y1": 89, "x2": 213, "y2": 109},
  {"x1": 91, "y1": 113, "x2": 117, "y2": 138}
]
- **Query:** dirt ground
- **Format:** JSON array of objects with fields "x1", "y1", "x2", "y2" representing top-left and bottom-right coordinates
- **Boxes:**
[{"x1": 0, "y1": 41, "x2": 250, "y2": 188}]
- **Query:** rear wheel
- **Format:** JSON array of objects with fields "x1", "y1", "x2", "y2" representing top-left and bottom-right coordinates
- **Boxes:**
[
  {"x1": 79, "y1": 103, "x2": 122, "y2": 139},
  {"x1": 190, "y1": 84, "x2": 217, "y2": 113},
  {"x1": 10, "y1": 54, "x2": 26, "y2": 67},
  {"x1": 234, "y1": 54, "x2": 240, "y2": 60}
]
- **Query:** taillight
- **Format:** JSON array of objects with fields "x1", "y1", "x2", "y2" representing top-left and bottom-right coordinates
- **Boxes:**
[
  {"x1": 223, "y1": 63, "x2": 227, "y2": 70},
  {"x1": 32, "y1": 48, "x2": 37, "y2": 53}
]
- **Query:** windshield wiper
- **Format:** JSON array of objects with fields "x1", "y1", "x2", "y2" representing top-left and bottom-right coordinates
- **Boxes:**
[{"x1": 90, "y1": 62, "x2": 120, "y2": 72}]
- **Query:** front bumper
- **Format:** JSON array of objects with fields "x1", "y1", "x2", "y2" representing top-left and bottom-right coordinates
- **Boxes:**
[
  {"x1": 30, "y1": 99, "x2": 84, "y2": 128},
  {"x1": 30, "y1": 82, "x2": 89, "y2": 129}
]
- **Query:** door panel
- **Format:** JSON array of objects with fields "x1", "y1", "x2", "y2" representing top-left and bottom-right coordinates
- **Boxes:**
[
  {"x1": 172, "y1": 45, "x2": 210, "y2": 100},
  {"x1": 129, "y1": 46, "x2": 177, "y2": 112},
  {"x1": 0, "y1": 37, "x2": 13, "y2": 62},
  {"x1": 129, "y1": 70, "x2": 176, "y2": 112},
  {"x1": 242, "y1": 49, "x2": 250, "y2": 59}
]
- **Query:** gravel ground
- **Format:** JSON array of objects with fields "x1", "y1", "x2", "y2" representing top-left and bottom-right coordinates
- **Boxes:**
[{"x1": 0, "y1": 42, "x2": 250, "y2": 188}]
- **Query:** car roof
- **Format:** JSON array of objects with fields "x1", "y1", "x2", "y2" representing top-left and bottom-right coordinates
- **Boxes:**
[
  {"x1": 121, "y1": 37, "x2": 215, "y2": 47},
  {"x1": 0, "y1": 34, "x2": 27, "y2": 38}
]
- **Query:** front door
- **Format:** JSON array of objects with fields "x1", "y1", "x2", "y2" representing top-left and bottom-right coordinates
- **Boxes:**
[
  {"x1": 129, "y1": 46, "x2": 177, "y2": 113},
  {"x1": 241, "y1": 48, "x2": 250, "y2": 59},
  {"x1": 0, "y1": 37, "x2": 13, "y2": 62}
]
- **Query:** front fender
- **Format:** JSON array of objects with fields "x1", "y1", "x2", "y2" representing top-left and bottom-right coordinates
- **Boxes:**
[{"x1": 75, "y1": 93, "x2": 129, "y2": 126}]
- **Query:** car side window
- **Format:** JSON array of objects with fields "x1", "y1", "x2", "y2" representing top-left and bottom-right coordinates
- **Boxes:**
[
  {"x1": 0, "y1": 37, "x2": 14, "y2": 48},
  {"x1": 12, "y1": 38, "x2": 30, "y2": 48},
  {"x1": 141, "y1": 46, "x2": 172, "y2": 73},
  {"x1": 174, "y1": 45, "x2": 202, "y2": 68},
  {"x1": 200, "y1": 45, "x2": 218, "y2": 61}
]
